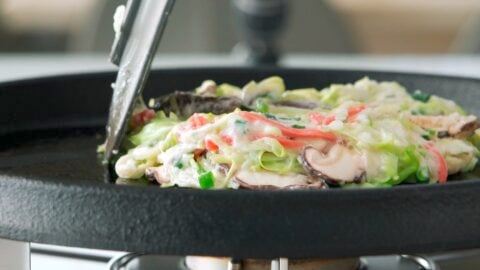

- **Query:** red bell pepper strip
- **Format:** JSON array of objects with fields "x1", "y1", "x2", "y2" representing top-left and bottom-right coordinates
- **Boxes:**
[
  {"x1": 205, "y1": 138, "x2": 219, "y2": 151},
  {"x1": 309, "y1": 112, "x2": 335, "y2": 125},
  {"x1": 346, "y1": 115, "x2": 357, "y2": 124},
  {"x1": 252, "y1": 134, "x2": 305, "y2": 149},
  {"x1": 348, "y1": 104, "x2": 366, "y2": 117},
  {"x1": 131, "y1": 109, "x2": 156, "y2": 129},
  {"x1": 424, "y1": 142, "x2": 447, "y2": 183},
  {"x1": 323, "y1": 115, "x2": 336, "y2": 125},
  {"x1": 220, "y1": 133, "x2": 233, "y2": 145},
  {"x1": 346, "y1": 104, "x2": 367, "y2": 123},
  {"x1": 240, "y1": 111, "x2": 337, "y2": 141},
  {"x1": 309, "y1": 112, "x2": 325, "y2": 125},
  {"x1": 187, "y1": 113, "x2": 209, "y2": 129}
]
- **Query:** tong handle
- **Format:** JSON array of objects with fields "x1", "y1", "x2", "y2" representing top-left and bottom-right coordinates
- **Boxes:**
[
  {"x1": 110, "y1": 0, "x2": 141, "y2": 66},
  {"x1": 104, "y1": 0, "x2": 175, "y2": 163}
]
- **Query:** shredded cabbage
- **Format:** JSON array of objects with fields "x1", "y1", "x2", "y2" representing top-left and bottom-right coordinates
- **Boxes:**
[{"x1": 110, "y1": 77, "x2": 478, "y2": 190}]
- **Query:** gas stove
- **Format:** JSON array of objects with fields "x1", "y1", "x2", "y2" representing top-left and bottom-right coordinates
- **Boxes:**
[
  {"x1": 104, "y1": 251, "x2": 480, "y2": 270},
  {"x1": 30, "y1": 244, "x2": 480, "y2": 270}
]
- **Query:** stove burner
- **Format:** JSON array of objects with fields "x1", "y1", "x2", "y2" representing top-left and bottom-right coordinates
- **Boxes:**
[
  {"x1": 105, "y1": 249, "x2": 480, "y2": 270},
  {"x1": 185, "y1": 256, "x2": 359, "y2": 270},
  {"x1": 107, "y1": 253, "x2": 145, "y2": 270},
  {"x1": 107, "y1": 253, "x2": 444, "y2": 270},
  {"x1": 400, "y1": 255, "x2": 432, "y2": 270}
]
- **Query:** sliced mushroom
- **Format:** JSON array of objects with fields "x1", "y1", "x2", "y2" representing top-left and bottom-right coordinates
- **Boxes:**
[
  {"x1": 297, "y1": 138, "x2": 332, "y2": 153},
  {"x1": 149, "y1": 91, "x2": 242, "y2": 119},
  {"x1": 407, "y1": 113, "x2": 478, "y2": 138},
  {"x1": 300, "y1": 145, "x2": 366, "y2": 186},
  {"x1": 145, "y1": 166, "x2": 169, "y2": 184},
  {"x1": 234, "y1": 169, "x2": 326, "y2": 189}
]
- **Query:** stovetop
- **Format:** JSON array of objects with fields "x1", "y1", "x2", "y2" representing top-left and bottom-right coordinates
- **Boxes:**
[
  {"x1": 32, "y1": 245, "x2": 480, "y2": 270},
  {"x1": 105, "y1": 252, "x2": 480, "y2": 270}
]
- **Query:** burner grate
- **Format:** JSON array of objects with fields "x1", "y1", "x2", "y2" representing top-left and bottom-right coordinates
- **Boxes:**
[
  {"x1": 104, "y1": 249, "x2": 480, "y2": 270},
  {"x1": 106, "y1": 254, "x2": 441, "y2": 270}
]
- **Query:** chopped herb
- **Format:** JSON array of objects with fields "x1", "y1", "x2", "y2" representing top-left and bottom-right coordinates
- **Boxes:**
[
  {"x1": 411, "y1": 108, "x2": 427, "y2": 115},
  {"x1": 234, "y1": 119, "x2": 248, "y2": 134},
  {"x1": 421, "y1": 129, "x2": 436, "y2": 140},
  {"x1": 291, "y1": 124, "x2": 305, "y2": 129},
  {"x1": 255, "y1": 98, "x2": 269, "y2": 113},
  {"x1": 279, "y1": 116, "x2": 301, "y2": 121},
  {"x1": 174, "y1": 160, "x2": 183, "y2": 169},
  {"x1": 416, "y1": 167, "x2": 429, "y2": 183},
  {"x1": 235, "y1": 119, "x2": 247, "y2": 125},
  {"x1": 199, "y1": 171, "x2": 214, "y2": 189},
  {"x1": 411, "y1": 90, "x2": 431, "y2": 103},
  {"x1": 263, "y1": 113, "x2": 277, "y2": 120}
]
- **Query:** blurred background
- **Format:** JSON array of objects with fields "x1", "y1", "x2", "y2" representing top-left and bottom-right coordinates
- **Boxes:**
[{"x1": 1, "y1": 0, "x2": 480, "y2": 55}]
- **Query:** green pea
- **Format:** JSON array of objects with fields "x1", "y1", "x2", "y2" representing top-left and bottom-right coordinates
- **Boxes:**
[{"x1": 199, "y1": 171, "x2": 214, "y2": 189}]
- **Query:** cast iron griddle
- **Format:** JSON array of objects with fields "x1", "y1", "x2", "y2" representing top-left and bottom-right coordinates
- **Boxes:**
[{"x1": 0, "y1": 67, "x2": 479, "y2": 259}]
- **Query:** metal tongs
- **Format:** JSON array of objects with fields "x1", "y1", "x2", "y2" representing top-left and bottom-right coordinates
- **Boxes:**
[{"x1": 104, "y1": 0, "x2": 175, "y2": 163}]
